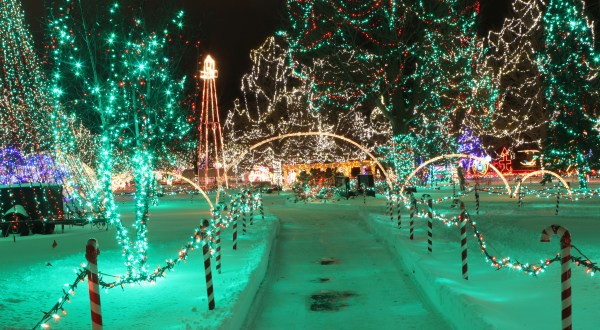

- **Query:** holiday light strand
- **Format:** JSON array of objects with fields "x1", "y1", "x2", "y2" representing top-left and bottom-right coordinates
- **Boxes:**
[
  {"x1": 35, "y1": 267, "x2": 88, "y2": 329},
  {"x1": 223, "y1": 36, "x2": 391, "y2": 171},
  {"x1": 476, "y1": 0, "x2": 548, "y2": 150},
  {"x1": 387, "y1": 191, "x2": 599, "y2": 278},
  {"x1": 34, "y1": 187, "x2": 264, "y2": 328}
]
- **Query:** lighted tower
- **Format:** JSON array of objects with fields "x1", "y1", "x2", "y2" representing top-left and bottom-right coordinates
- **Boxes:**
[{"x1": 198, "y1": 55, "x2": 228, "y2": 187}]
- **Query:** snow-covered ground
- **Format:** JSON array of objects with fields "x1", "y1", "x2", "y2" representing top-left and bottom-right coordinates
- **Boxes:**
[
  {"x1": 1, "y1": 181, "x2": 599, "y2": 329},
  {"x1": 366, "y1": 180, "x2": 600, "y2": 329},
  {"x1": 0, "y1": 193, "x2": 278, "y2": 330}
]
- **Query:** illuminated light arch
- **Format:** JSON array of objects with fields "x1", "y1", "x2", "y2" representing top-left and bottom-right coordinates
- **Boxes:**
[
  {"x1": 515, "y1": 170, "x2": 572, "y2": 196},
  {"x1": 87, "y1": 169, "x2": 215, "y2": 210},
  {"x1": 401, "y1": 153, "x2": 512, "y2": 195},
  {"x1": 221, "y1": 132, "x2": 394, "y2": 190},
  {"x1": 155, "y1": 171, "x2": 214, "y2": 210}
]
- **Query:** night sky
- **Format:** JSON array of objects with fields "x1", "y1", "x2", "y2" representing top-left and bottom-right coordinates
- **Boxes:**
[{"x1": 21, "y1": 0, "x2": 514, "y2": 111}]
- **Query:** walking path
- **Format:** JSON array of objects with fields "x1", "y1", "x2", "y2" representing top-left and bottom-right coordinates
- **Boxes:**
[{"x1": 245, "y1": 197, "x2": 451, "y2": 329}]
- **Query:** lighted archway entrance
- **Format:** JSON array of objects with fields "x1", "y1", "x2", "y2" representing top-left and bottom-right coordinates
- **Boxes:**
[
  {"x1": 515, "y1": 170, "x2": 572, "y2": 196},
  {"x1": 401, "y1": 153, "x2": 512, "y2": 195},
  {"x1": 222, "y1": 132, "x2": 394, "y2": 190},
  {"x1": 155, "y1": 171, "x2": 214, "y2": 209}
]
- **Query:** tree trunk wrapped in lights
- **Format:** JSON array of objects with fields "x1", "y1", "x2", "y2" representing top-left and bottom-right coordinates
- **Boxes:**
[{"x1": 48, "y1": 0, "x2": 190, "y2": 278}]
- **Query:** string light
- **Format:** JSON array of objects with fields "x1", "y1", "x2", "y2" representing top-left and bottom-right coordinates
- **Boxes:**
[
  {"x1": 477, "y1": 0, "x2": 549, "y2": 150},
  {"x1": 387, "y1": 187, "x2": 600, "y2": 278},
  {"x1": 35, "y1": 189, "x2": 264, "y2": 328},
  {"x1": 223, "y1": 36, "x2": 391, "y2": 172}
]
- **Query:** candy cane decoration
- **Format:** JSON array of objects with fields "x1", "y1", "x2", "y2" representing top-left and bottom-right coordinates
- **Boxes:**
[
  {"x1": 242, "y1": 193, "x2": 247, "y2": 234},
  {"x1": 232, "y1": 202, "x2": 238, "y2": 250},
  {"x1": 249, "y1": 202, "x2": 254, "y2": 227},
  {"x1": 387, "y1": 193, "x2": 392, "y2": 221},
  {"x1": 517, "y1": 178, "x2": 523, "y2": 207},
  {"x1": 386, "y1": 191, "x2": 391, "y2": 217},
  {"x1": 459, "y1": 202, "x2": 468, "y2": 280},
  {"x1": 474, "y1": 183, "x2": 480, "y2": 215},
  {"x1": 424, "y1": 194, "x2": 433, "y2": 253},
  {"x1": 201, "y1": 219, "x2": 215, "y2": 310},
  {"x1": 389, "y1": 194, "x2": 395, "y2": 222},
  {"x1": 259, "y1": 190, "x2": 264, "y2": 220},
  {"x1": 409, "y1": 193, "x2": 416, "y2": 240},
  {"x1": 85, "y1": 239, "x2": 103, "y2": 329},
  {"x1": 555, "y1": 190, "x2": 560, "y2": 216},
  {"x1": 540, "y1": 225, "x2": 571, "y2": 330},
  {"x1": 452, "y1": 180, "x2": 456, "y2": 198},
  {"x1": 396, "y1": 194, "x2": 402, "y2": 228},
  {"x1": 215, "y1": 223, "x2": 222, "y2": 274},
  {"x1": 248, "y1": 191, "x2": 254, "y2": 227}
]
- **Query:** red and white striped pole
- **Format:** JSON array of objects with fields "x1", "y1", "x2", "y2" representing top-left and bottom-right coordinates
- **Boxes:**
[
  {"x1": 386, "y1": 191, "x2": 391, "y2": 217},
  {"x1": 516, "y1": 178, "x2": 522, "y2": 207},
  {"x1": 85, "y1": 238, "x2": 103, "y2": 329},
  {"x1": 540, "y1": 225, "x2": 571, "y2": 330},
  {"x1": 425, "y1": 194, "x2": 433, "y2": 253},
  {"x1": 396, "y1": 194, "x2": 402, "y2": 229},
  {"x1": 452, "y1": 180, "x2": 456, "y2": 198},
  {"x1": 250, "y1": 193, "x2": 255, "y2": 226},
  {"x1": 409, "y1": 193, "x2": 416, "y2": 240},
  {"x1": 259, "y1": 190, "x2": 264, "y2": 220},
  {"x1": 474, "y1": 183, "x2": 480, "y2": 215},
  {"x1": 201, "y1": 219, "x2": 215, "y2": 310},
  {"x1": 389, "y1": 193, "x2": 394, "y2": 222},
  {"x1": 459, "y1": 202, "x2": 468, "y2": 280},
  {"x1": 215, "y1": 223, "x2": 222, "y2": 274},
  {"x1": 555, "y1": 190, "x2": 560, "y2": 216},
  {"x1": 242, "y1": 193, "x2": 247, "y2": 234},
  {"x1": 232, "y1": 202, "x2": 238, "y2": 250}
]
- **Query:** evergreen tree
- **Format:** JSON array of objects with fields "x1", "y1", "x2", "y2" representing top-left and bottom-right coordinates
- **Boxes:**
[
  {"x1": 0, "y1": 0, "x2": 52, "y2": 153},
  {"x1": 537, "y1": 0, "x2": 600, "y2": 188}
]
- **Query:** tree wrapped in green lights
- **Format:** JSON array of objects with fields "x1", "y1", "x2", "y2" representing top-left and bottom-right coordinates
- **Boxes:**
[
  {"x1": 537, "y1": 0, "x2": 600, "y2": 188},
  {"x1": 49, "y1": 0, "x2": 190, "y2": 277},
  {"x1": 224, "y1": 36, "x2": 391, "y2": 171},
  {"x1": 284, "y1": 0, "x2": 495, "y2": 180},
  {"x1": 414, "y1": 0, "x2": 498, "y2": 159}
]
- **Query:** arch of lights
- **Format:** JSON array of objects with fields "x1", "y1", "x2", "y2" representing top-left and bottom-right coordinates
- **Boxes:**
[
  {"x1": 155, "y1": 171, "x2": 214, "y2": 209},
  {"x1": 401, "y1": 153, "x2": 512, "y2": 195},
  {"x1": 221, "y1": 132, "x2": 395, "y2": 191},
  {"x1": 515, "y1": 170, "x2": 572, "y2": 196}
]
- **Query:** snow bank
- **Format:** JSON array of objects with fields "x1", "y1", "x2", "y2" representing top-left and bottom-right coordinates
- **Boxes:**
[
  {"x1": 364, "y1": 186, "x2": 600, "y2": 329},
  {"x1": 0, "y1": 196, "x2": 279, "y2": 329}
]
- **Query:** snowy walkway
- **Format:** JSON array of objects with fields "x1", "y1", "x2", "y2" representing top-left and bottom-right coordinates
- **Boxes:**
[{"x1": 245, "y1": 197, "x2": 450, "y2": 330}]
